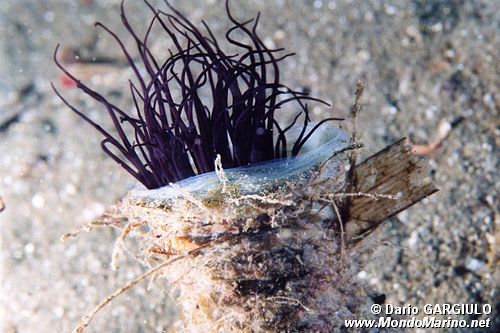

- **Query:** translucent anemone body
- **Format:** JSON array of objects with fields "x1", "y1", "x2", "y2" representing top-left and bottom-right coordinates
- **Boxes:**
[
  {"x1": 54, "y1": 0, "x2": 341, "y2": 189},
  {"x1": 132, "y1": 124, "x2": 350, "y2": 201}
]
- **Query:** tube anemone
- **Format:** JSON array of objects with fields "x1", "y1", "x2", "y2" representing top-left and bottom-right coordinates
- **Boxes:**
[
  {"x1": 53, "y1": 0, "x2": 341, "y2": 189},
  {"x1": 55, "y1": 3, "x2": 439, "y2": 333}
]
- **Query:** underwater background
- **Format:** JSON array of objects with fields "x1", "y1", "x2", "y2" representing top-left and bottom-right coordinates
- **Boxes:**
[{"x1": 1, "y1": 0, "x2": 498, "y2": 331}]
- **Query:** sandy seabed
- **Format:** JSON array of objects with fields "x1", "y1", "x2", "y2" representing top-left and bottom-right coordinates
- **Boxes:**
[{"x1": 1, "y1": 0, "x2": 498, "y2": 332}]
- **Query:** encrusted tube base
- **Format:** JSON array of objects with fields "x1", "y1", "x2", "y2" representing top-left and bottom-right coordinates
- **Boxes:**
[{"x1": 119, "y1": 163, "x2": 373, "y2": 332}]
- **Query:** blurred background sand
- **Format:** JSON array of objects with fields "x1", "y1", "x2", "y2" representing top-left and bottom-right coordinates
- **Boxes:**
[{"x1": 0, "y1": 0, "x2": 498, "y2": 331}]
